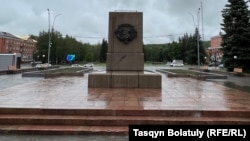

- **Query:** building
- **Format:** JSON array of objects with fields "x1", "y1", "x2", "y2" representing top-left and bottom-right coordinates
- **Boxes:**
[
  {"x1": 17, "y1": 35, "x2": 37, "y2": 63},
  {"x1": 0, "y1": 31, "x2": 36, "y2": 63},
  {"x1": 208, "y1": 35, "x2": 223, "y2": 65}
]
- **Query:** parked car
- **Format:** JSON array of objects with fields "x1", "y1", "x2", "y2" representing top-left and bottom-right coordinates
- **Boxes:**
[
  {"x1": 35, "y1": 63, "x2": 51, "y2": 68},
  {"x1": 170, "y1": 60, "x2": 184, "y2": 67},
  {"x1": 83, "y1": 63, "x2": 94, "y2": 68},
  {"x1": 218, "y1": 64, "x2": 224, "y2": 68},
  {"x1": 44, "y1": 63, "x2": 51, "y2": 67},
  {"x1": 35, "y1": 64, "x2": 42, "y2": 68},
  {"x1": 71, "y1": 64, "x2": 81, "y2": 67}
]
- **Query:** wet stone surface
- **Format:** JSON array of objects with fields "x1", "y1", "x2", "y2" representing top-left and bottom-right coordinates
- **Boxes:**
[
  {"x1": 0, "y1": 73, "x2": 249, "y2": 110},
  {"x1": 0, "y1": 134, "x2": 128, "y2": 141},
  {"x1": 0, "y1": 69, "x2": 250, "y2": 140}
]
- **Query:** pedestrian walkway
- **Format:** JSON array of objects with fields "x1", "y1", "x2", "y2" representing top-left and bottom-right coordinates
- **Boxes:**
[
  {"x1": 0, "y1": 72, "x2": 250, "y2": 140},
  {"x1": 0, "y1": 73, "x2": 249, "y2": 110}
]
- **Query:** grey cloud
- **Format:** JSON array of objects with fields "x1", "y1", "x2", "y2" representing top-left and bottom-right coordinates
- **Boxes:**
[{"x1": 0, "y1": 0, "x2": 231, "y2": 44}]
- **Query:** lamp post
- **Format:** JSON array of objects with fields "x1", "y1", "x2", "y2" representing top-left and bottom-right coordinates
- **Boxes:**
[
  {"x1": 42, "y1": 54, "x2": 45, "y2": 63},
  {"x1": 189, "y1": 8, "x2": 201, "y2": 69},
  {"x1": 47, "y1": 9, "x2": 61, "y2": 64},
  {"x1": 52, "y1": 14, "x2": 61, "y2": 32},
  {"x1": 52, "y1": 13, "x2": 61, "y2": 65},
  {"x1": 47, "y1": 9, "x2": 51, "y2": 64},
  {"x1": 234, "y1": 55, "x2": 237, "y2": 68}
]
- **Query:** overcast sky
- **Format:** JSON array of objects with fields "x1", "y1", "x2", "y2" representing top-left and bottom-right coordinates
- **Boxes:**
[{"x1": 0, "y1": 0, "x2": 234, "y2": 44}]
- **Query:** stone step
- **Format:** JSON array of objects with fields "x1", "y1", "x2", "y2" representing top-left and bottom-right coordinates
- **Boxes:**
[
  {"x1": 0, "y1": 108, "x2": 249, "y2": 135},
  {"x1": 0, "y1": 108, "x2": 250, "y2": 117},
  {"x1": 0, "y1": 114, "x2": 250, "y2": 126},
  {"x1": 0, "y1": 125, "x2": 128, "y2": 135}
]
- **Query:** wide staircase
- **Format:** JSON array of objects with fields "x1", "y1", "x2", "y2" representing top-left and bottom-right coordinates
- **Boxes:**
[{"x1": 0, "y1": 108, "x2": 249, "y2": 135}]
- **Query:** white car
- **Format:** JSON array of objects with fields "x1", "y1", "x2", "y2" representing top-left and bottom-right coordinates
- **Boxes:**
[
  {"x1": 35, "y1": 63, "x2": 51, "y2": 68},
  {"x1": 83, "y1": 63, "x2": 94, "y2": 68},
  {"x1": 71, "y1": 64, "x2": 81, "y2": 67},
  {"x1": 171, "y1": 63, "x2": 184, "y2": 67},
  {"x1": 170, "y1": 60, "x2": 184, "y2": 67},
  {"x1": 44, "y1": 63, "x2": 51, "y2": 67},
  {"x1": 35, "y1": 64, "x2": 42, "y2": 68},
  {"x1": 218, "y1": 64, "x2": 224, "y2": 68}
]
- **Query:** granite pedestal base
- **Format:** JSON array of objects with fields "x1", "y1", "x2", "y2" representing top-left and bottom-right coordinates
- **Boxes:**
[{"x1": 88, "y1": 71, "x2": 161, "y2": 89}]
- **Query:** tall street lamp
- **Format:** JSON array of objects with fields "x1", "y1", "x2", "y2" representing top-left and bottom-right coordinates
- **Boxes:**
[
  {"x1": 47, "y1": 9, "x2": 51, "y2": 64},
  {"x1": 189, "y1": 8, "x2": 201, "y2": 69},
  {"x1": 234, "y1": 55, "x2": 237, "y2": 68},
  {"x1": 47, "y1": 9, "x2": 61, "y2": 64}
]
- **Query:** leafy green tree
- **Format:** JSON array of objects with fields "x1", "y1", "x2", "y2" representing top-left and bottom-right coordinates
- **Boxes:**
[
  {"x1": 35, "y1": 31, "x2": 49, "y2": 63},
  {"x1": 34, "y1": 30, "x2": 102, "y2": 64},
  {"x1": 221, "y1": 0, "x2": 250, "y2": 72},
  {"x1": 50, "y1": 31, "x2": 63, "y2": 64}
]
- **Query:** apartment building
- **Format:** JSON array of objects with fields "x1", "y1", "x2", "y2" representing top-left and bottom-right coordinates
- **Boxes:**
[
  {"x1": 0, "y1": 31, "x2": 36, "y2": 63},
  {"x1": 208, "y1": 35, "x2": 223, "y2": 65}
]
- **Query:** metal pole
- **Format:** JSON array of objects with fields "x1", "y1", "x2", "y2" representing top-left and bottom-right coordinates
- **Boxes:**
[
  {"x1": 189, "y1": 8, "x2": 201, "y2": 69},
  {"x1": 47, "y1": 9, "x2": 61, "y2": 65},
  {"x1": 47, "y1": 9, "x2": 51, "y2": 64},
  {"x1": 201, "y1": 0, "x2": 204, "y2": 41},
  {"x1": 51, "y1": 13, "x2": 61, "y2": 64},
  {"x1": 197, "y1": 8, "x2": 201, "y2": 69},
  {"x1": 188, "y1": 12, "x2": 196, "y2": 28},
  {"x1": 52, "y1": 14, "x2": 61, "y2": 31}
]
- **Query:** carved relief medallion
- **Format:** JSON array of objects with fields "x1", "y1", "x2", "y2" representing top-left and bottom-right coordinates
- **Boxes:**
[{"x1": 115, "y1": 24, "x2": 137, "y2": 44}]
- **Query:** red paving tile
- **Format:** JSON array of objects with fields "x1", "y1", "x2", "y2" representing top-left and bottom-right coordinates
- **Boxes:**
[{"x1": 0, "y1": 73, "x2": 249, "y2": 111}]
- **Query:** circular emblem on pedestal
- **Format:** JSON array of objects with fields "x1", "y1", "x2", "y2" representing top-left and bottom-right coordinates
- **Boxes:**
[{"x1": 115, "y1": 24, "x2": 137, "y2": 44}]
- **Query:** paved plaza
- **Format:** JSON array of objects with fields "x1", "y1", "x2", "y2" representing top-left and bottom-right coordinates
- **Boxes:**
[
  {"x1": 0, "y1": 66, "x2": 250, "y2": 140},
  {"x1": 0, "y1": 69, "x2": 250, "y2": 110}
]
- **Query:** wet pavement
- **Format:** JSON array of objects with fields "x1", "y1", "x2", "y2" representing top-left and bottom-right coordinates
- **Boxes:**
[
  {"x1": 0, "y1": 66, "x2": 250, "y2": 140},
  {"x1": 207, "y1": 75, "x2": 250, "y2": 93},
  {"x1": 0, "y1": 134, "x2": 128, "y2": 141},
  {"x1": 0, "y1": 68, "x2": 249, "y2": 110},
  {"x1": 0, "y1": 68, "x2": 250, "y2": 110}
]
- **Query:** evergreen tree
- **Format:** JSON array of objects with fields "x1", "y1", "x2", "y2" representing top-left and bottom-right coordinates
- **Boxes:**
[
  {"x1": 99, "y1": 39, "x2": 108, "y2": 63},
  {"x1": 178, "y1": 29, "x2": 206, "y2": 65},
  {"x1": 221, "y1": 0, "x2": 250, "y2": 72}
]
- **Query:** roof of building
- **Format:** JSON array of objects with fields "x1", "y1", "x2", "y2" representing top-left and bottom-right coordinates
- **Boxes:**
[
  {"x1": 15, "y1": 35, "x2": 37, "y2": 43},
  {"x1": 16, "y1": 35, "x2": 30, "y2": 40},
  {"x1": 0, "y1": 31, "x2": 21, "y2": 40},
  {"x1": 0, "y1": 32, "x2": 37, "y2": 43}
]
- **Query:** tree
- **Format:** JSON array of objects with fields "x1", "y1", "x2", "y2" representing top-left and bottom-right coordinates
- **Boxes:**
[
  {"x1": 35, "y1": 31, "x2": 49, "y2": 63},
  {"x1": 174, "y1": 30, "x2": 206, "y2": 65},
  {"x1": 99, "y1": 39, "x2": 108, "y2": 63},
  {"x1": 221, "y1": 0, "x2": 250, "y2": 72},
  {"x1": 35, "y1": 30, "x2": 102, "y2": 64},
  {"x1": 190, "y1": 28, "x2": 206, "y2": 65}
]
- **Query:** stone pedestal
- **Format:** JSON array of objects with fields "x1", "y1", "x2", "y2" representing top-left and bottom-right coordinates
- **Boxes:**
[
  {"x1": 106, "y1": 53, "x2": 144, "y2": 71},
  {"x1": 88, "y1": 71, "x2": 162, "y2": 89},
  {"x1": 88, "y1": 11, "x2": 161, "y2": 89}
]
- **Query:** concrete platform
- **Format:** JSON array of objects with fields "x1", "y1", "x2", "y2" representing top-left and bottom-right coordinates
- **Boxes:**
[
  {"x1": 88, "y1": 71, "x2": 161, "y2": 88},
  {"x1": 0, "y1": 73, "x2": 250, "y2": 135},
  {"x1": 0, "y1": 72, "x2": 250, "y2": 110}
]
